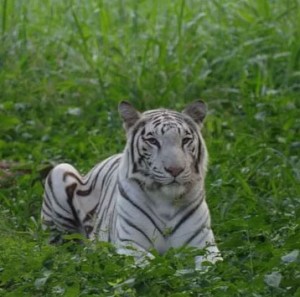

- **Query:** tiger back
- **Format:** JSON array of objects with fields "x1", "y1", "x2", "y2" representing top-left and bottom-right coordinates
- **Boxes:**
[{"x1": 41, "y1": 101, "x2": 221, "y2": 264}]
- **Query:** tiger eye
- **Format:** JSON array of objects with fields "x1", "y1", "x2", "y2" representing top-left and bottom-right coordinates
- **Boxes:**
[
  {"x1": 182, "y1": 137, "x2": 192, "y2": 145},
  {"x1": 146, "y1": 138, "x2": 160, "y2": 146}
]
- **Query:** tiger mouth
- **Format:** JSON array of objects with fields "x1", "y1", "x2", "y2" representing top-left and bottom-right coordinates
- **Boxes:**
[
  {"x1": 150, "y1": 179, "x2": 182, "y2": 189},
  {"x1": 150, "y1": 174, "x2": 192, "y2": 187},
  {"x1": 168, "y1": 180, "x2": 180, "y2": 185},
  {"x1": 162, "y1": 178, "x2": 189, "y2": 187}
]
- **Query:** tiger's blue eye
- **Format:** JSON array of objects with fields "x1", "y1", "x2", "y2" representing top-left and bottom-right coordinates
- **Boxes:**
[
  {"x1": 182, "y1": 137, "x2": 192, "y2": 145},
  {"x1": 146, "y1": 138, "x2": 159, "y2": 146}
]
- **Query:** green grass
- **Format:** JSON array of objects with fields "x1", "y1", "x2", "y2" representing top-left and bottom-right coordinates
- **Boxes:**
[{"x1": 0, "y1": 0, "x2": 300, "y2": 296}]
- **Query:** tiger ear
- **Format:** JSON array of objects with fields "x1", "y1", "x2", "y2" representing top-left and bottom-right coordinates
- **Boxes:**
[
  {"x1": 182, "y1": 100, "x2": 207, "y2": 124},
  {"x1": 118, "y1": 101, "x2": 141, "y2": 131}
]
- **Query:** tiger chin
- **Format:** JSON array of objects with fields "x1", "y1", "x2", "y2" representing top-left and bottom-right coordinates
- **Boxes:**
[{"x1": 41, "y1": 100, "x2": 222, "y2": 269}]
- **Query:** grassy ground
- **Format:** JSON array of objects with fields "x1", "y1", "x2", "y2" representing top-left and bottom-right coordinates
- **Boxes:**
[{"x1": 1, "y1": 0, "x2": 300, "y2": 296}]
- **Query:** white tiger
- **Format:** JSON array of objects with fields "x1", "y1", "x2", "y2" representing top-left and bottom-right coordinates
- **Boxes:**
[{"x1": 41, "y1": 101, "x2": 221, "y2": 265}]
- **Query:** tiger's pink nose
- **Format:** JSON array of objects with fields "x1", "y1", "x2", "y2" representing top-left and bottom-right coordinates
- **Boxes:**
[{"x1": 164, "y1": 166, "x2": 184, "y2": 177}]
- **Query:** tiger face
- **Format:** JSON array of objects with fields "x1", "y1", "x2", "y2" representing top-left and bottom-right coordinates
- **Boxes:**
[{"x1": 119, "y1": 101, "x2": 208, "y2": 193}]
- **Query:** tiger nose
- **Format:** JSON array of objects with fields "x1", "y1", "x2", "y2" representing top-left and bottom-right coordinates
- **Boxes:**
[{"x1": 164, "y1": 166, "x2": 184, "y2": 177}]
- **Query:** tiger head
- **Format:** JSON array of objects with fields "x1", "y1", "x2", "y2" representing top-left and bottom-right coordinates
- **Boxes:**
[{"x1": 119, "y1": 101, "x2": 208, "y2": 194}]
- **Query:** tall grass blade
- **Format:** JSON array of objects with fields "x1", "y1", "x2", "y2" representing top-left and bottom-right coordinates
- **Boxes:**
[{"x1": 1, "y1": 0, "x2": 8, "y2": 38}]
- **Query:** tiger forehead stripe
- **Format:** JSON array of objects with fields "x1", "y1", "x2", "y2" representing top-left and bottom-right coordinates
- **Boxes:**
[
  {"x1": 144, "y1": 109, "x2": 184, "y2": 121},
  {"x1": 150, "y1": 116, "x2": 185, "y2": 130},
  {"x1": 160, "y1": 122, "x2": 184, "y2": 134}
]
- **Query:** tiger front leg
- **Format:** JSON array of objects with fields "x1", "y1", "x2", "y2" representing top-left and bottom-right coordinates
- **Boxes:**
[
  {"x1": 193, "y1": 228, "x2": 223, "y2": 270},
  {"x1": 114, "y1": 214, "x2": 155, "y2": 265},
  {"x1": 195, "y1": 245, "x2": 223, "y2": 270},
  {"x1": 41, "y1": 163, "x2": 85, "y2": 243},
  {"x1": 116, "y1": 241, "x2": 155, "y2": 267}
]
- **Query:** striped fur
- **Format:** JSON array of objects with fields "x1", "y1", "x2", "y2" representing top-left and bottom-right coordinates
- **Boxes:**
[{"x1": 41, "y1": 101, "x2": 221, "y2": 263}]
